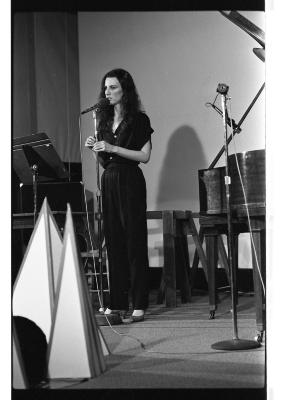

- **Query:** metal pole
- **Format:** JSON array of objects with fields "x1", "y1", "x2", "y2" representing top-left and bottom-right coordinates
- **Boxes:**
[
  {"x1": 220, "y1": 91, "x2": 238, "y2": 340},
  {"x1": 31, "y1": 164, "x2": 38, "y2": 226},
  {"x1": 92, "y1": 111, "x2": 104, "y2": 311},
  {"x1": 211, "y1": 84, "x2": 260, "y2": 350}
]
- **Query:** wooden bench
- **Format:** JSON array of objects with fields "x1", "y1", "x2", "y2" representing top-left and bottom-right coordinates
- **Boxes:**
[{"x1": 147, "y1": 210, "x2": 207, "y2": 308}]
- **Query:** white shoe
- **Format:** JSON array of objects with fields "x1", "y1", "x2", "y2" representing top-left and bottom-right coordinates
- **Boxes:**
[
  {"x1": 104, "y1": 308, "x2": 127, "y2": 318},
  {"x1": 132, "y1": 309, "x2": 144, "y2": 317}
]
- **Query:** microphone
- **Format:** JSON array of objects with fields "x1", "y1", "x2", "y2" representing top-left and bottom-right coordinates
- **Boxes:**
[
  {"x1": 81, "y1": 98, "x2": 110, "y2": 115},
  {"x1": 205, "y1": 102, "x2": 241, "y2": 133}
]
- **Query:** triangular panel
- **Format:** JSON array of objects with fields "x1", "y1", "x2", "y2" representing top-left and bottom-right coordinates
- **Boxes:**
[
  {"x1": 44, "y1": 200, "x2": 63, "y2": 293},
  {"x1": 12, "y1": 200, "x2": 56, "y2": 340},
  {"x1": 47, "y1": 205, "x2": 107, "y2": 379},
  {"x1": 13, "y1": 328, "x2": 28, "y2": 389}
]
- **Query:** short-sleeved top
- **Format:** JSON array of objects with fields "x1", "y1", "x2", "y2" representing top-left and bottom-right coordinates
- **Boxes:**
[{"x1": 97, "y1": 112, "x2": 154, "y2": 169}]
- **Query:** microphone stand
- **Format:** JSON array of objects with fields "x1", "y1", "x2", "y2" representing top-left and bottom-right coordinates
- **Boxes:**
[
  {"x1": 92, "y1": 111, "x2": 122, "y2": 326},
  {"x1": 211, "y1": 84, "x2": 260, "y2": 351},
  {"x1": 92, "y1": 111, "x2": 105, "y2": 314},
  {"x1": 206, "y1": 82, "x2": 265, "y2": 169},
  {"x1": 31, "y1": 164, "x2": 39, "y2": 226}
]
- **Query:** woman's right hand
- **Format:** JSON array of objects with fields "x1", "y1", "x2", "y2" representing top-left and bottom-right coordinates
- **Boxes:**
[{"x1": 85, "y1": 136, "x2": 96, "y2": 148}]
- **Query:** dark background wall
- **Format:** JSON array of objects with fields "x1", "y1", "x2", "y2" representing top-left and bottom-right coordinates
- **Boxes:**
[
  {"x1": 12, "y1": 12, "x2": 86, "y2": 282},
  {"x1": 13, "y1": 12, "x2": 81, "y2": 163}
]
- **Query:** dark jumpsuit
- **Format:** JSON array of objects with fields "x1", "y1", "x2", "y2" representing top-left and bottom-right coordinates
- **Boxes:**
[{"x1": 98, "y1": 112, "x2": 154, "y2": 311}]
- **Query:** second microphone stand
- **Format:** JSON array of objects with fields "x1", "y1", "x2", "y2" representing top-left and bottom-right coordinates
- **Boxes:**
[{"x1": 211, "y1": 84, "x2": 260, "y2": 351}]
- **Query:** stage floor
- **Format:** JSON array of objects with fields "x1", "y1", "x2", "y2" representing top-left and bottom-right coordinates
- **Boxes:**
[{"x1": 48, "y1": 289, "x2": 265, "y2": 391}]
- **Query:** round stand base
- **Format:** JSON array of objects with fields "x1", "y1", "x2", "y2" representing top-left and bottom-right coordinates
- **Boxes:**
[
  {"x1": 95, "y1": 313, "x2": 122, "y2": 326},
  {"x1": 211, "y1": 338, "x2": 261, "y2": 351}
]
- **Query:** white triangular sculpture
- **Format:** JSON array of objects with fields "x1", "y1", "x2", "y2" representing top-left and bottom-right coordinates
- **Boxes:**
[
  {"x1": 46, "y1": 201, "x2": 63, "y2": 290},
  {"x1": 47, "y1": 204, "x2": 108, "y2": 379},
  {"x1": 12, "y1": 198, "x2": 63, "y2": 342},
  {"x1": 13, "y1": 328, "x2": 28, "y2": 389}
]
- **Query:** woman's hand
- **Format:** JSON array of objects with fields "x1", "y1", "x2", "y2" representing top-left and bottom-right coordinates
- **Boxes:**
[
  {"x1": 85, "y1": 136, "x2": 96, "y2": 148},
  {"x1": 92, "y1": 141, "x2": 115, "y2": 153}
]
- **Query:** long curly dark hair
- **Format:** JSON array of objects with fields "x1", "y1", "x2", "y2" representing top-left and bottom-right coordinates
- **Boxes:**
[{"x1": 97, "y1": 68, "x2": 143, "y2": 130}]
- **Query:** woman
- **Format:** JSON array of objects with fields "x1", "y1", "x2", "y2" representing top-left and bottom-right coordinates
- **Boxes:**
[{"x1": 85, "y1": 68, "x2": 154, "y2": 322}]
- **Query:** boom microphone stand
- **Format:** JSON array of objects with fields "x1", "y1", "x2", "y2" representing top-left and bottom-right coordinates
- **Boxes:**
[
  {"x1": 211, "y1": 84, "x2": 260, "y2": 350},
  {"x1": 206, "y1": 82, "x2": 265, "y2": 169}
]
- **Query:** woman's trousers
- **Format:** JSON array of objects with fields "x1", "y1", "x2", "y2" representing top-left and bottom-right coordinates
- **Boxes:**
[{"x1": 101, "y1": 164, "x2": 149, "y2": 311}]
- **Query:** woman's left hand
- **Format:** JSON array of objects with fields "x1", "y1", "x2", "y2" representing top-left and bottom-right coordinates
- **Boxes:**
[{"x1": 92, "y1": 141, "x2": 114, "y2": 153}]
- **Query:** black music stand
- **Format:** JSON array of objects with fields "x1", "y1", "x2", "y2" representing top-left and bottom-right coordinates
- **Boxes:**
[{"x1": 13, "y1": 133, "x2": 68, "y2": 225}]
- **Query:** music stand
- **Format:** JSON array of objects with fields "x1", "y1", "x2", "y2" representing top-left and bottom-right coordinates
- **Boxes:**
[{"x1": 13, "y1": 133, "x2": 69, "y2": 225}]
